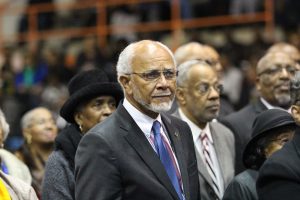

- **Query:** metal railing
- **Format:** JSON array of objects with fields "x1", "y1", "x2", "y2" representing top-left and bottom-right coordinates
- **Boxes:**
[{"x1": 0, "y1": 0, "x2": 274, "y2": 49}]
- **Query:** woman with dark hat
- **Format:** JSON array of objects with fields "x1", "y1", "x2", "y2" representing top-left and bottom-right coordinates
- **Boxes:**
[
  {"x1": 42, "y1": 69, "x2": 123, "y2": 200},
  {"x1": 222, "y1": 109, "x2": 296, "y2": 200}
]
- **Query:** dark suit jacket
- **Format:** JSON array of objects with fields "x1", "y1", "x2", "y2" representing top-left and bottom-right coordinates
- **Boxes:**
[
  {"x1": 257, "y1": 128, "x2": 300, "y2": 200},
  {"x1": 219, "y1": 99, "x2": 267, "y2": 174},
  {"x1": 75, "y1": 104, "x2": 200, "y2": 200}
]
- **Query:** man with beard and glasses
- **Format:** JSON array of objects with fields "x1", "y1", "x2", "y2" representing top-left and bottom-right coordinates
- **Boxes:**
[
  {"x1": 75, "y1": 40, "x2": 200, "y2": 200},
  {"x1": 220, "y1": 51, "x2": 297, "y2": 174},
  {"x1": 257, "y1": 71, "x2": 300, "y2": 200},
  {"x1": 173, "y1": 60, "x2": 235, "y2": 200}
]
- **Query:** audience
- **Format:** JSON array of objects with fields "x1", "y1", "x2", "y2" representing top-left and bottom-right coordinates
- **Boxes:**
[
  {"x1": 15, "y1": 107, "x2": 58, "y2": 198},
  {"x1": 257, "y1": 71, "x2": 300, "y2": 200},
  {"x1": 174, "y1": 60, "x2": 235, "y2": 199},
  {"x1": 42, "y1": 69, "x2": 123, "y2": 200},
  {"x1": 220, "y1": 51, "x2": 297, "y2": 174},
  {"x1": 223, "y1": 109, "x2": 296, "y2": 200}
]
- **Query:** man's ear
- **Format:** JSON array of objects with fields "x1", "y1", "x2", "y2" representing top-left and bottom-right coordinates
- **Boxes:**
[
  {"x1": 256, "y1": 76, "x2": 261, "y2": 92},
  {"x1": 176, "y1": 87, "x2": 186, "y2": 106},
  {"x1": 119, "y1": 75, "x2": 132, "y2": 95},
  {"x1": 291, "y1": 105, "x2": 300, "y2": 125}
]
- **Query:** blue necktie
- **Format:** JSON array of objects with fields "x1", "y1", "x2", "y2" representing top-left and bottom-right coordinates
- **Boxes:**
[{"x1": 152, "y1": 120, "x2": 183, "y2": 200}]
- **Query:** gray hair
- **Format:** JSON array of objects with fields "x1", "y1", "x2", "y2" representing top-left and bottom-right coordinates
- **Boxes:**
[
  {"x1": 0, "y1": 109, "x2": 9, "y2": 141},
  {"x1": 116, "y1": 40, "x2": 176, "y2": 80},
  {"x1": 177, "y1": 59, "x2": 210, "y2": 87},
  {"x1": 21, "y1": 107, "x2": 49, "y2": 130},
  {"x1": 290, "y1": 71, "x2": 300, "y2": 105}
]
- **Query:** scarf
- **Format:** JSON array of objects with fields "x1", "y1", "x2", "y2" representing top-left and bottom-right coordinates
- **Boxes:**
[{"x1": 55, "y1": 124, "x2": 82, "y2": 171}]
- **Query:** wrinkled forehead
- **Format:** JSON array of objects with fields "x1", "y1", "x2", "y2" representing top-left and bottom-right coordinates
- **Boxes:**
[
  {"x1": 257, "y1": 53, "x2": 296, "y2": 73},
  {"x1": 132, "y1": 42, "x2": 175, "y2": 71}
]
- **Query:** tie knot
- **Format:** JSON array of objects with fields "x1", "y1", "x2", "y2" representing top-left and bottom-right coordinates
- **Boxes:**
[{"x1": 152, "y1": 120, "x2": 161, "y2": 136}]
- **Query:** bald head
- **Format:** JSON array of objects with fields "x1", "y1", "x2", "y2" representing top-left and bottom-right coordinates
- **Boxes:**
[
  {"x1": 268, "y1": 42, "x2": 300, "y2": 67},
  {"x1": 117, "y1": 40, "x2": 176, "y2": 79},
  {"x1": 257, "y1": 52, "x2": 295, "y2": 75},
  {"x1": 174, "y1": 42, "x2": 222, "y2": 77}
]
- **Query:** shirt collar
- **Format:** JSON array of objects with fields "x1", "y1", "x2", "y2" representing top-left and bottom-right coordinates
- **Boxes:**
[
  {"x1": 178, "y1": 108, "x2": 213, "y2": 143},
  {"x1": 123, "y1": 98, "x2": 162, "y2": 137},
  {"x1": 260, "y1": 97, "x2": 291, "y2": 113}
]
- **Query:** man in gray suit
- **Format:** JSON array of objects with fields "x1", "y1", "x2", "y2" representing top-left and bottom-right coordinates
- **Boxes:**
[
  {"x1": 75, "y1": 40, "x2": 200, "y2": 200},
  {"x1": 174, "y1": 60, "x2": 235, "y2": 200}
]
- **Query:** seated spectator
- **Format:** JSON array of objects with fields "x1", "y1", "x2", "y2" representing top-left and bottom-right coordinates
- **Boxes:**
[
  {"x1": 42, "y1": 69, "x2": 123, "y2": 200},
  {"x1": 0, "y1": 108, "x2": 32, "y2": 184},
  {"x1": 0, "y1": 170, "x2": 38, "y2": 200},
  {"x1": 15, "y1": 107, "x2": 58, "y2": 198},
  {"x1": 257, "y1": 71, "x2": 300, "y2": 200},
  {"x1": 223, "y1": 109, "x2": 296, "y2": 200}
]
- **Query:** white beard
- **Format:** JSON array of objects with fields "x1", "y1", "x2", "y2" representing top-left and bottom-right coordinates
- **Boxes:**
[{"x1": 132, "y1": 86, "x2": 174, "y2": 113}]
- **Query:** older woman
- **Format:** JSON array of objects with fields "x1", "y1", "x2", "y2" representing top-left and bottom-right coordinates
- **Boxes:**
[
  {"x1": 0, "y1": 109, "x2": 32, "y2": 184},
  {"x1": 15, "y1": 107, "x2": 58, "y2": 198},
  {"x1": 42, "y1": 69, "x2": 123, "y2": 200},
  {"x1": 222, "y1": 109, "x2": 296, "y2": 200}
]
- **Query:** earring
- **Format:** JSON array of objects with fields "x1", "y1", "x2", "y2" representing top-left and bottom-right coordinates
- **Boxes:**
[
  {"x1": 79, "y1": 124, "x2": 83, "y2": 133},
  {"x1": 26, "y1": 135, "x2": 32, "y2": 145}
]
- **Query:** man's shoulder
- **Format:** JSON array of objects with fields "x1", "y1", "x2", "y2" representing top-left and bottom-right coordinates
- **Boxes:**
[
  {"x1": 222, "y1": 103, "x2": 255, "y2": 122},
  {"x1": 210, "y1": 121, "x2": 233, "y2": 133}
]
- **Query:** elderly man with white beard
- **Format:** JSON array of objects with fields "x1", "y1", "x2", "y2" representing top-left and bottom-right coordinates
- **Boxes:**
[{"x1": 75, "y1": 40, "x2": 200, "y2": 200}]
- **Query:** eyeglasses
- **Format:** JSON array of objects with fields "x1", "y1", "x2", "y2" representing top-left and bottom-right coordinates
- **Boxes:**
[
  {"x1": 197, "y1": 83, "x2": 223, "y2": 95},
  {"x1": 258, "y1": 64, "x2": 296, "y2": 76},
  {"x1": 127, "y1": 69, "x2": 178, "y2": 81}
]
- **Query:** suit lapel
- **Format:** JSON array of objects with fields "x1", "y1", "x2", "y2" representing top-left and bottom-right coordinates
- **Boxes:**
[
  {"x1": 118, "y1": 106, "x2": 180, "y2": 200},
  {"x1": 210, "y1": 123, "x2": 227, "y2": 185},
  {"x1": 161, "y1": 114, "x2": 190, "y2": 200},
  {"x1": 195, "y1": 147, "x2": 215, "y2": 191}
]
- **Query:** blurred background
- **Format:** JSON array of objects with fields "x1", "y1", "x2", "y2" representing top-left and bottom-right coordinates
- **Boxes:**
[{"x1": 0, "y1": 0, "x2": 299, "y2": 150}]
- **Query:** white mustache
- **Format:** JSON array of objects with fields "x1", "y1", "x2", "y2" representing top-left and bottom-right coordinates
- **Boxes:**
[{"x1": 152, "y1": 92, "x2": 172, "y2": 97}]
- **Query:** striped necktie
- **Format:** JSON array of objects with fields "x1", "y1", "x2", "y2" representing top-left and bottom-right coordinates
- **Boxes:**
[
  {"x1": 152, "y1": 120, "x2": 184, "y2": 200},
  {"x1": 200, "y1": 131, "x2": 221, "y2": 199}
]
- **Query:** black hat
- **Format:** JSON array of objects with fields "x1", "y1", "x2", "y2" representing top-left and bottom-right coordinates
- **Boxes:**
[
  {"x1": 243, "y1": 109, "x2": 296, "y2": 169},
  {"x1": 60, "y1": 69, "x2": 123, "y2": 123}
]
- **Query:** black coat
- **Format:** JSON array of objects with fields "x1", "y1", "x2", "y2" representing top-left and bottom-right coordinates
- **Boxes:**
[
  {"x1": 219, "y1": 99, "x2": 267, "y2": 174},
  {"x1": 75, "y1": 104, "x2": 200, "y2": 200},
  {"x1": 257, "y1": 127, "x2": 300, "y2": 200},
  {"x1": 222, "y1": 169, "x2": 258, "y2": 200}
]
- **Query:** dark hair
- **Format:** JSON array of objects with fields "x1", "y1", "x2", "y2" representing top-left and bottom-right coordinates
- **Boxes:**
[{"x1": 244, "y1": 125, "x2": 295, "y2": 170}]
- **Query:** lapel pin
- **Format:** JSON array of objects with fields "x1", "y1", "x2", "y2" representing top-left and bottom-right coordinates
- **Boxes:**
[{"x1": 175, "y1": 132, "x2": 179, "y2": 137}]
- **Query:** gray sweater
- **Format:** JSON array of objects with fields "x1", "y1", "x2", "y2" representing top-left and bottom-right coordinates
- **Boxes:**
[{"x1": 42, "y1": 150, "x2": 74, "y2": 200}]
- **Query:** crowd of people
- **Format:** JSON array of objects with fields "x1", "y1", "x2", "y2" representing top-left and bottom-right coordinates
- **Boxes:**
[
  {"x1": 0, "y1": 37, "x2": 299, "y2": 200},
  {"x1": 1, "y1": 1, "x2": 300, "y2": 200}
]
